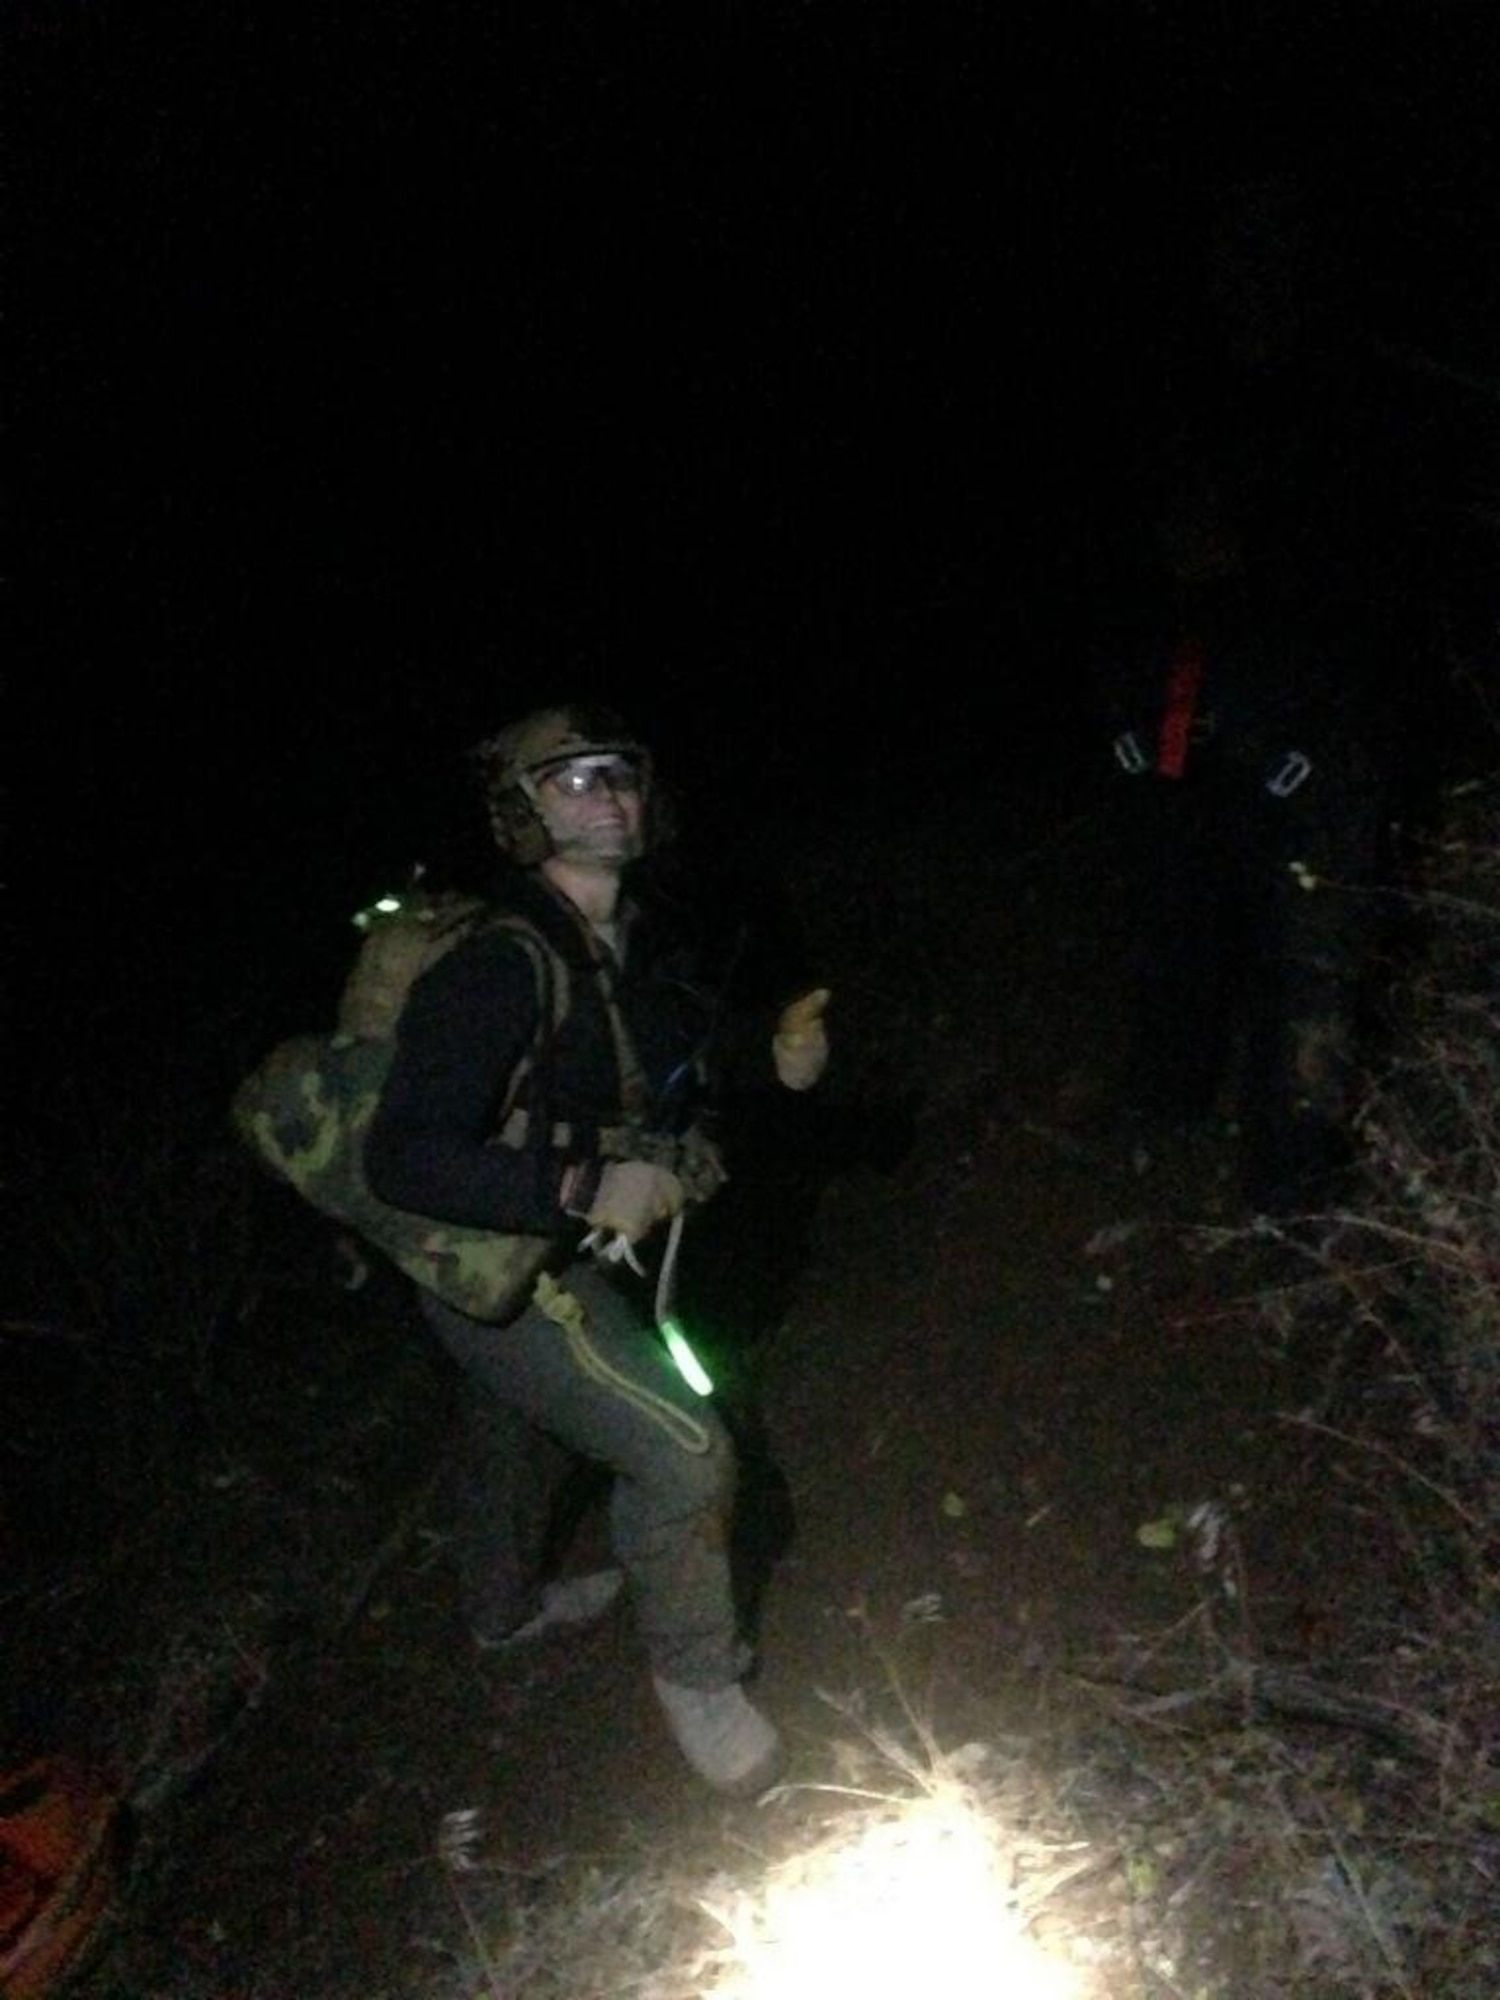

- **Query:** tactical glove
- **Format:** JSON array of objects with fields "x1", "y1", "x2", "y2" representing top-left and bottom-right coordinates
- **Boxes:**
[
  {"x1": 773, "y1": 987, "x2": 831, "y2": 1091},
  {"x1": 585, "y1": 1159, "x2": 686, "y2": 1245}
]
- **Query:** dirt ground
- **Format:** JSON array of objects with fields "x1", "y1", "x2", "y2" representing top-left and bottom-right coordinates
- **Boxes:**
[{"x1": 10, "y1": 783, "x2": 1362, "y2": 1998}]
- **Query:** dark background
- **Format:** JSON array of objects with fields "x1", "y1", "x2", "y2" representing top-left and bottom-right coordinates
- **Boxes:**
[{"x1": 10, "y1": 3, "x2": 1499, "y2": 1058}]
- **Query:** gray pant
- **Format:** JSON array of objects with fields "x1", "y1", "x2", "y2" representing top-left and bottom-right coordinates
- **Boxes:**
[{"x1": 419, "y1": 1260, "x2": 747, "y2": 1688}]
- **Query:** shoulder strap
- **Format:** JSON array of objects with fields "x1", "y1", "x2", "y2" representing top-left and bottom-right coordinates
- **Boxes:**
[
  {"x1": 477, "y1": 912, "x2": 653, "y2": 1156},
  {"x1": 584, "y1": 939, "x2": 651, "y2": 1122},
  {"x1": 478, "y1": 917, "x2": 571, "y2": 1135}
]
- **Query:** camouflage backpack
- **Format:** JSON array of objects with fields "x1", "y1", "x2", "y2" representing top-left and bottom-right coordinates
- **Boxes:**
[{"x1": 231, "y1": 885, "x2": 571, "y2": 1322}]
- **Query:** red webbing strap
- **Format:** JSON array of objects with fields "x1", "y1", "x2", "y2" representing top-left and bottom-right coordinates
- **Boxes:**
[{"x1": 1156, "y1": 634, "x2": 1204, "y2": 779}]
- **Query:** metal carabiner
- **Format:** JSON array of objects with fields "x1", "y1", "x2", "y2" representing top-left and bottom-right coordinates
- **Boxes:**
[{"x1": 1266, "y1": 749, "x2": 1312, "y2": 798}]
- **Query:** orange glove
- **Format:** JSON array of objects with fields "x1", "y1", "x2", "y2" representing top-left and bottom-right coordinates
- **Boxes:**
[{"x1": 773, "y1": 987, "x2": 831, "y2": 1091}]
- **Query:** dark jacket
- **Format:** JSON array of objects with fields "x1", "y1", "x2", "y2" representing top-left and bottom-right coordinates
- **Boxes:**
[{"x1": 365, "y1": 869, "x2": 718, "y2": 1236}]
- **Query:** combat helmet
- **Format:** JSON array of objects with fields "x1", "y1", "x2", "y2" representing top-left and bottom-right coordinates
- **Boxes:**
[{"x1": 471, "y1": 703, "x2": 654, "y2": 866}]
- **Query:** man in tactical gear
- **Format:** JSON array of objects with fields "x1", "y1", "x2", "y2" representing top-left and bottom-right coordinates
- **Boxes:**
[{"x1": 365, "y1": 703, "x2": 828, "y2": 1797}]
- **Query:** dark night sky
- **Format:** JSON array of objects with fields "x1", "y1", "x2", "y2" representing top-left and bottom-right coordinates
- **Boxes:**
[{"x1": 9, "y1": 4, "x2": 1499, "y2": 1049}]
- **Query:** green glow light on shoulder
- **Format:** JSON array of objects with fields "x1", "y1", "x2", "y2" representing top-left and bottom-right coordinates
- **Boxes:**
[
  {"x1": 352, "y1": 893, "x2": 405, "y2": 933},
  {"x1": 658, "y1": 1315, "x2": 714, "y2": 1397}
]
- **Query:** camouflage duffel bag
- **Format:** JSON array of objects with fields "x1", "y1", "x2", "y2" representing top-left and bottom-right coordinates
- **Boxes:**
[{"x1": 231, "y1": 1032, "x2": 554, "y2": 1323}]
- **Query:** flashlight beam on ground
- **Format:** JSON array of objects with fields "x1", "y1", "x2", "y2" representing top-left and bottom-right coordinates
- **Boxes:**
[{"x1": 706, "y1": 1789, "x2": 1089, "y2": 2000}]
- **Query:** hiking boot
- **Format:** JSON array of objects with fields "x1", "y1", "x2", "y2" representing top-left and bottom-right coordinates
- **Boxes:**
[
  {"x1": 652, "y1": 1676, "x2": 785, "y2": 1797},
  {"x1": 474, "y1": 1569, "x2": 624, "y2": 1651}
]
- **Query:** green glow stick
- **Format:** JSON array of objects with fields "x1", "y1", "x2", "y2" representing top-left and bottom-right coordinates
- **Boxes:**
[{"x1": 658, "y1": 1315, "x2": 714, "y2": 1397}]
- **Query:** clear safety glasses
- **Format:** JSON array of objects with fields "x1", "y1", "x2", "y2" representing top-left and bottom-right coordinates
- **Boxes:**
[{"x1": 534, "y1": 754, "x2": 644, "y2": 800}]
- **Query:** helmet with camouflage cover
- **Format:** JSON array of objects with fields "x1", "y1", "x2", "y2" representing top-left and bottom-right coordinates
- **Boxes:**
[{"x1": 470, "y1": 703, "x2": 656, "y2": 866}]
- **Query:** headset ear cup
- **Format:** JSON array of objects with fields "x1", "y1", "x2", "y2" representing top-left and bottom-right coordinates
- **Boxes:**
[{"x1": 488, "y1": 786, "x2": 551, "y2": 866}]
